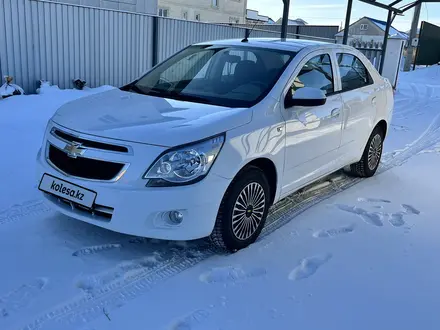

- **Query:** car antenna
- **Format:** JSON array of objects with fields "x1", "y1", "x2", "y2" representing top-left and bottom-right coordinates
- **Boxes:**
[{"x1": 241, "y1": 21, "x2": 259, "y2": 42}]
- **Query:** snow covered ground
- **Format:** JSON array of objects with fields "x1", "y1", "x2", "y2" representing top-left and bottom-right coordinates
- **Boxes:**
[{"x1": 1, "y1": 67, "x2": 440, "y2": 330}]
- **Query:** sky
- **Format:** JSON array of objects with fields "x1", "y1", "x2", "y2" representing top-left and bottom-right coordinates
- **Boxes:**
[{"x1": 247, "y1": 0, "x2": 440, "y2": 32}]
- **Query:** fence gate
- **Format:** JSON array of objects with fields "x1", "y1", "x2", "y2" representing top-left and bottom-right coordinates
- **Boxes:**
[{"x1": 415, "y1": 21, "x2": 440, "y2": 66}]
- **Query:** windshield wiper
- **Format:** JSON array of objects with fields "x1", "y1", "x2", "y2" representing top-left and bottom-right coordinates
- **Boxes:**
[
  {"x1": 145, "y1": 89, "x2": 212, "y2": 104},
  {"x1": 128, "y1": 84, "x2": 147, "y2": 95},
  {"x1": 172, "y1": 93, "x2": 212, "y2": 104},
  {"x1": 128, "y1": 85, "x2": 212, "y2": 105}
]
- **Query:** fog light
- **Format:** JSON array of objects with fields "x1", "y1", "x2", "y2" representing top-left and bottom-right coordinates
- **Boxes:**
[{"x1": 169, "y1": 211, "x2": 184, "y2": 224}]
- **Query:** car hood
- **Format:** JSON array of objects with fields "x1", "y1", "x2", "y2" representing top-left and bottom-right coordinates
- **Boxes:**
[{"x1": 51, "y1": 89, "x2": 251, "y2": 147}]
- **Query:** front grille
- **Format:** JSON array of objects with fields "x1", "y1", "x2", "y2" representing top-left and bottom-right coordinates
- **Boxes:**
[
  {"x1": 48, "y1": 144, "x2": 125, "y2": 181},
  {"x1": 53, "y1": 129, "x2": 129, "y2": 153}
]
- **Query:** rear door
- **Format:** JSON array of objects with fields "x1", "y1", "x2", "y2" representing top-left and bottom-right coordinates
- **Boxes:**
[{"x1": 336, "y1": 53, "x2": 378, "y2": 161}]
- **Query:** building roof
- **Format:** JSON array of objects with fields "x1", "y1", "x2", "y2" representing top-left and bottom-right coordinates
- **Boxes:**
[
  {"x1": 335, "y1": 16, "x2": 408, "y2": 39},
  {"x1": 246, "y1": 9, "x2": 272, "y2": 23},
  {"x1": 275, "y1": 18, "x2": 308, "y2": 25}
]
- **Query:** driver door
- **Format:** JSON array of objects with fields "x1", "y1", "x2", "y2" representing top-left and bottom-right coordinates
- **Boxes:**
[{"x1": 281, "y1": 51, "x2": 343, "y2": 196}]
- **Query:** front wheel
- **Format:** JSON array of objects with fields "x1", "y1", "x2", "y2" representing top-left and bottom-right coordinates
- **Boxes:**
[
  {"x1": 348, "y1": 126, "x2": 384, "y2": 177},
  {"x1": 210, "y1": 166, "x2": 271, "y2": 252}
]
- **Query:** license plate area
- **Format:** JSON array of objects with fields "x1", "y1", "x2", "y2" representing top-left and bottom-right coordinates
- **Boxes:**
[{"x1": 38, "y1": 174, "x2": 97, "y2": 208}]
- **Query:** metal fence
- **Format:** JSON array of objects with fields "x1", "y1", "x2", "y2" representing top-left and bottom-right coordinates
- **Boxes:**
[
  {"x1": 356, "y1": 48, "x2": 383, "y2": 70},
  {"x1": 156, "y1": 18, "x2": 246, "y2": 63},
  {"x1": 0, "y1": 0, "x2": 155, "y2": 92},
  {"x1": 350, "y1": 40, "x2": 383, "y2": 70},
  {"x1": 228, "y1": 24, "x2": 339, "y2": 40},
  {"x1": 0, "y1": 0, "x2": 337, "y2": 93}
]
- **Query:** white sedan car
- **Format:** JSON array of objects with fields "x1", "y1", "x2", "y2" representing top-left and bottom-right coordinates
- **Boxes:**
[{"x1": 37, "y1": 38, "x2": 393, "y2": 251}]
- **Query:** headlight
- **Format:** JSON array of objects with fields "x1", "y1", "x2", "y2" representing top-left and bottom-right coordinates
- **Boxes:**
[{"x1": 144, "y1": 134, "x2": 225, "y2": 187}]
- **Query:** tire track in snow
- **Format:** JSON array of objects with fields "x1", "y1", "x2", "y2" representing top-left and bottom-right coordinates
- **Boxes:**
[
  {"x1": 199, "y1": 266, "x2": 266, "y2": 284},
  {"x1": 18, "y1": 250, "x2": 215, "y2": 330},
  {"x1": 381, "y1": 111, "x2": 440, "y2": 170},
  {"x1": 18, "y1": 86, "x2": 440, "y2": 330},
  {"x1": 392, "y1": 83, "x2": 420, "y2": 113},
  {"x1": 0, "y1": 200, "x2": 51, "y2": 226},
  {"x1": 393, "y1": 83, "x2": 437, "y2": 119}
]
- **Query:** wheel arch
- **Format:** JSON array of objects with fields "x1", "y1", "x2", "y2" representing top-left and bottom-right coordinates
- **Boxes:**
[
  {"x1": 236, "y1": 157, "x2": 278, "y2": 206},
  {"x1": 376, "y1": 119, "x2": 388, "y2": 138}
]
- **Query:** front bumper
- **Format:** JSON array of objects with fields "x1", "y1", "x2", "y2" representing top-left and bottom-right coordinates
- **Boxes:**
[{"x1": 36, "y1": 126, "x2": 231, "y2": 240}]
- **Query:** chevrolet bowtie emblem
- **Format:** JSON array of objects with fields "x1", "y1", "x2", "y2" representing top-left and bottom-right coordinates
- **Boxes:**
[{"x1": 64, "y1": 141, "x2": 85, "y2": 158}]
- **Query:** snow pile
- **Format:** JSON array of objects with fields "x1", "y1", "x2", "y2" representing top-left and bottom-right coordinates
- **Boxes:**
[
  {"x1": 398, "y1": 65, "x2": 440, "y2": 83},
  {"x1": 0, "y1": 81, "x2": 114, "y2": 131},
  {"x1": 0, "y1": 77, "x2": 24, "y2": 98}
]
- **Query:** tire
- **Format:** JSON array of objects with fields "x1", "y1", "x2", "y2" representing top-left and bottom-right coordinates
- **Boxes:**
[
  {"x1": 210, "y1": 166, "x2": 271, "y2": 252},
  {"x1": 348, "y1": 126, "x2": 384, "y2": 177}
]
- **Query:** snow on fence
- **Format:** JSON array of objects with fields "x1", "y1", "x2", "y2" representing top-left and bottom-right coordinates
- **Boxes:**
[{"x1": 0, "y1": 0, "x2": 336, "y2": 93}]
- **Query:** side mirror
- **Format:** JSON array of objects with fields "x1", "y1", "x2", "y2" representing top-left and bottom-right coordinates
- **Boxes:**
[{"x1": 285, "y1": 87, "x2": 327, "y2": 108}]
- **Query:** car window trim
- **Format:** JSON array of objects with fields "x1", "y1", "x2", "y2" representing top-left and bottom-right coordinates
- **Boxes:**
[{"x1": 321, "y1": 53, "x2": 336, "y2": 95}]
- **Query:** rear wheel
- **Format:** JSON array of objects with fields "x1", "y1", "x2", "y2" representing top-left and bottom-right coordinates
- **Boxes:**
[
  {"x1": 348, "y1": 126, "x2": 384, "y2": 177},
  {"x1": 210, "y1": 166, "x2": 271, "y2": 252}
]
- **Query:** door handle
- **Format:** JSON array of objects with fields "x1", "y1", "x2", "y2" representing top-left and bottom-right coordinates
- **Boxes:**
[
  {"x1": 372, "y1": 97, "x2": 377, "y2": 105},
  {"x1": 331, "y1": 108, "x2": 340, "y2": 118}
]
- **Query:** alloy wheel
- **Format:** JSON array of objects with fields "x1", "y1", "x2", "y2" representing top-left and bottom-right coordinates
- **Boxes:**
[
  {"x1": 368, "y1": 134, "x2": 382, "y2": 170},
  {"x1": 231, "y1": 182, "x2": 266, "y2": 241}
]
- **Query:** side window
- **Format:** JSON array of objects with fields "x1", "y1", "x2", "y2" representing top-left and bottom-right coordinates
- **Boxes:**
[
  {"x1": 337, "y1": 53, "x2": 372, "y2": 92},
  {"x1": 291, "y1": 54, "x2": 334, "y2": 96}
]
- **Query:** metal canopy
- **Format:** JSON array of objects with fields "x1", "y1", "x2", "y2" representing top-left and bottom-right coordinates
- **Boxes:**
[
  {"x1": 279, "y1": 0, "x2": 440, "y2": 73},
  {"x1": 339, "y1": 0, "x2": 440, "y2": 73},
  {"x1": 355, "y1": 0, "x2": 439, "y2": 13}
]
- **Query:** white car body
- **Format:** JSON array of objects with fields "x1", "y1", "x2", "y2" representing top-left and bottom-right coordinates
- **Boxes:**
[{"x1": 36, "y1": 39, "x2": 394, "y2": 242}]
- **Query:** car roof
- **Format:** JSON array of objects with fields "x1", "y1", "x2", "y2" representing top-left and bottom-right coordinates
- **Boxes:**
[{"x1": 195, "y1": 38, "x2": 351, "y2": 53}]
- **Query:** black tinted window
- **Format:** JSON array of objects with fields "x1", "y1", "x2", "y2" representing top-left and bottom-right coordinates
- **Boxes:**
[
  {"x1": 291, "y1": 54, "x2": 334, "y2": 95},
  {"x1": 337, "y1": 53, "x2": 372, "y2": 92}
]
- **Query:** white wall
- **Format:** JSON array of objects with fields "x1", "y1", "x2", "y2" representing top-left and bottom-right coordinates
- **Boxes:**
[
  {"x1": 158, "y1": 0, "x2": 246, "y2": 23},
  {"x1": 246, "y1": 9, "x2": 269, "y2": 23},
  {"x1": 36, "y1": 0, "x2": 157, "y2": 14}
]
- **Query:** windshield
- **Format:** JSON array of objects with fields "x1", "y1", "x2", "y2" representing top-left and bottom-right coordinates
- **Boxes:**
[{"x1": 129, "y1": 45, "x2": 296, "y2": 108}]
